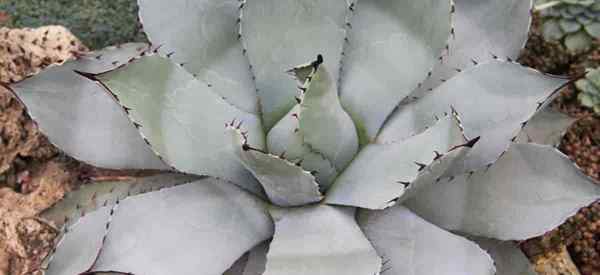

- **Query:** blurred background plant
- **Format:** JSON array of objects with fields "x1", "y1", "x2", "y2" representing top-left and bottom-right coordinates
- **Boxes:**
[
  {"x1": 537, "y1": 0, "x2": 600, "y2": 52},
  {"x1": 0, "y1": 0, "x2": 146, "y2": 49},
  {"x1": 575, "y1": 67, "x2": 600, "y2": 113}
]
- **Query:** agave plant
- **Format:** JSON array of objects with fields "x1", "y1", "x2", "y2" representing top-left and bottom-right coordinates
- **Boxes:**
[
  {"x1": 4, "y1": 0, "x2": 600, "y2": 274},
  {"x1": 537, "y1": 0, "x2": 600, "y2": 51},
  {"x1": 575, "y1": 66, "x2": 600, "y2": 112}
]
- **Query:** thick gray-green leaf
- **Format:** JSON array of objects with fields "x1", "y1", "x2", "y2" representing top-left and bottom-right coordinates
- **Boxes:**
[
  {"x1": 357, "y1": 206, "x2": 495, "y2": 275},
  {"x1": 264, "y1": 205, "x2": 381, "y2": 275},
  {"x1": 297, "y1": 62, "x2": 358, "y2": 171},
  {"x1": 266, "y1": 106, "x2": 338, "y2": 189},
  {"x1": 585, "y1": 21, "x2": 600, "y2": 37},
  {"x1": 221, "y1": 241, "x2": 269, "y2": 275},
  {"x1": 95, "y1": 55, "x2": 265, "y2": 195},
  {"x1": 543, "y1": 19, "x2": 566, "y2": 41},
  {"x1": 405, "y1": 143, "x2": 600, "y2": 240},
  {"x1": 90, "y1": 179, "x2": 273, "y2": 275},
  {"x1": 241, "y1": 0, "x2": 348, "y2": 129},
  {"x1": 515, "y1": 106, "x2": 576, "y2": 146},
  {"x1": 45, "y1": 207, "x2": 113, "y2": 275},
  {"x1": 577, "y1": 14, "x2": 593, "y2": 25},
  {"x1": 41, "y1": 174, "x2": 198, "y2": 274},
  {"x1": 340, "y1": 0, "x2": 451, "y2": 144},
  {"x1": 565, "y1": 31, "x2": 593, "y2": 51},
  {"x1": 469, "y1": 237, "x2": 536, "y2": 275},
  {"x1": 413, "y1": 0, "x2": 533, "y2": 96},
  {"x1": 267, "y1": 61, "x2": 357, "y2": 188},
  {"x1": 223, "y1": 253, "x2": 249, "y2": 275},
  {"x1": 229, "y1": 127, "x2": 322, "y2": 207},
  {"x1": 243, "y1": 241, "x2": 269, "y2": 275},
  {"x1": 325, "y1": 115, "x2": 470, "y2": 210},
  {"x1": 10, "y1": 43, "x2": 167, "y2": 170},
  {"x1": 380, "y1": 61, "x2": 568, "y2": 174},
  {"x1": 559, "y1": 18, "x2": 582, "y2": 33},
  {"x1": 41, "y1": 173, "x2": 197, "y2": 230},
  {"x1": 138, "y1": 0, "x2": 258, "y2": 113}
]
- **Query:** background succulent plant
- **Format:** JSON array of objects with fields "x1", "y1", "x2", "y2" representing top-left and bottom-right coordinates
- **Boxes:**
[
  {"x1": 2, "y1": 0, "x2": 600, "y2": 275},
  {"x1": 537, "y1": 0, "x2": 600, "y2": 52},
  {"x1": 575, "y1": 66, "x2": 600, "y2": 112}
]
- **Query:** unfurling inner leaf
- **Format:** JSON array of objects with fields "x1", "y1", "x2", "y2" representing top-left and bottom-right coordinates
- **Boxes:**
[
  {"x1": 268, "y1": 56, "x2": 358, "y2": 190},
  {"x1": 229, "y1": 126, "x2": 323, "y2": 207}
]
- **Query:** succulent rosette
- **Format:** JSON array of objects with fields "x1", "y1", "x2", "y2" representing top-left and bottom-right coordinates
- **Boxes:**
[{"x1": 4, "y1": 0, "x2": 600, "y2": 275}]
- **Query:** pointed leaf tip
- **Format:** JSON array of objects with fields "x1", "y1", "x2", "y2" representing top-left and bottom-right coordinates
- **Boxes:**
[
  {"x1": 267, "y1": 61, "x2": 358, "y2": 190},
  {"x1": 380, "y1": 60, "x2": 569, "y2": 174},
  {"x1": 95, "y1": 54, "x2": 265, "y2": 195},
  {"x1": 10, "y1": 43, "x2": 167, "y2": 170},
  {"x1": 241, "y1": 0, "x2": 348, "y2": 128},
  {"x1": 315, "y1": 54, "x2": 324, "y2": 67},
  {"x1": 464, "y1": 136, "x2": 481, "y2": 148}
]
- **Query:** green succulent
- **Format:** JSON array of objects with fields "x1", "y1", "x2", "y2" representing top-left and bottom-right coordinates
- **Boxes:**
[
  {"x1": 538, "y1": 0, "x2": 600, "y2": 52},
  {"x1": 576, "y1": 67, "x2": 600, "y2": 112},
  {"x1": 3, "y1": 0, "x2": 599, "y2": 275}
]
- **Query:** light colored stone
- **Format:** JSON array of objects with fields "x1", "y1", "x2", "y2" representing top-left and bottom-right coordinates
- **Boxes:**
[{"x1": 0, "y1": 26, "x2": 87, "y2": 83}]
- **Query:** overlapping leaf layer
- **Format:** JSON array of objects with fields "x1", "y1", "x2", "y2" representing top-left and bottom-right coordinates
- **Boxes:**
[{"x1": 5, "y1": 0, "x2": 600, "y2": 275}]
